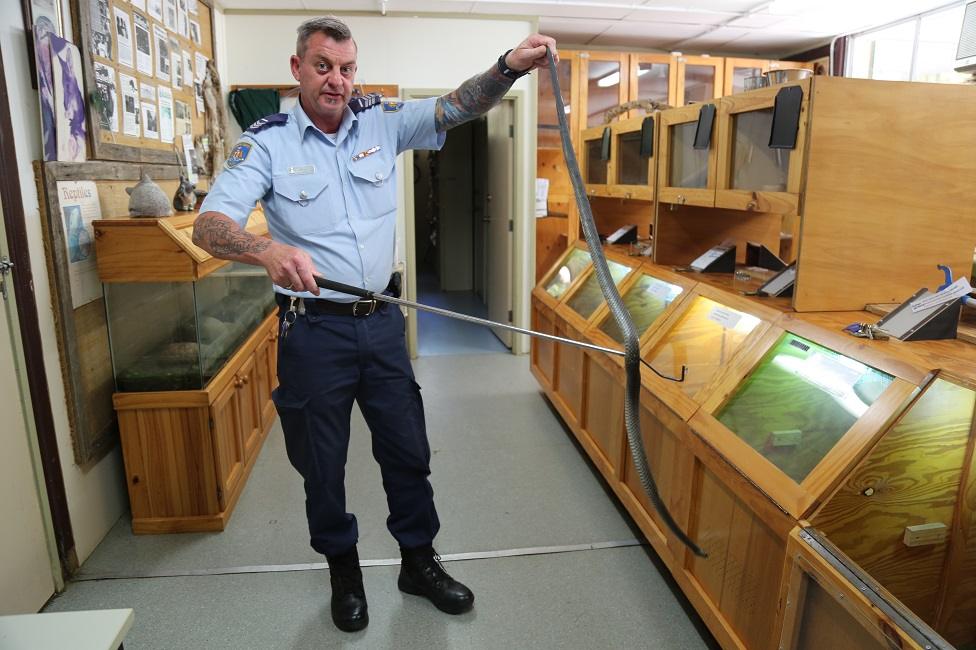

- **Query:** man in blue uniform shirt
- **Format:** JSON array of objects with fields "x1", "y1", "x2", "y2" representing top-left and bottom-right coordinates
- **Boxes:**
[{"x1": 193, "y1": 15, "x2": 557, "y2": 633}]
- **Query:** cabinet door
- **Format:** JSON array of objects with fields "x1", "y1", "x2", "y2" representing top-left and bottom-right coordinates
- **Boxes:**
[
  {"x1": 630, "y1": 53, "x2": 676, "y2": 108},
  {"x1": 254, "y1": 327, "x2": 278, "y2": 433},
  {"x1": 211, "y1": 380, "x2": 246, "y2": 509},
  {"x1": 676, "y1": 55, "x2": 723, "y2": 107},
  {"x1": 581, "y1": 124, "x2": 611, "y2": 196},
  {"x1": 538, "y1": 49, "x2": 580, "y2": 150},
  {"x1": 657, "y1": 102, "x2": 717, "y2": 207},
  {"x1": 580, "y1": 51, "x2": 628, "y2": 129},
  {"x1": 714, "y1": 78, "x2": 810, "y2": 216},
  {"x1": 236, "y1": 355, "x2": 262, "y2": 461},
  {"x1": 723, "y1": 57, "x2": 766, "y2": 96}
]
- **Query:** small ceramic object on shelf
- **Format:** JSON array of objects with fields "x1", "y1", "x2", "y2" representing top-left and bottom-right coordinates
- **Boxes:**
[
  {"x1": 172, "y1": 174, "x2": 198, "y2": 212},
  {"x1": 126, "y1": 171, "x2": 173, "y2": 217}
]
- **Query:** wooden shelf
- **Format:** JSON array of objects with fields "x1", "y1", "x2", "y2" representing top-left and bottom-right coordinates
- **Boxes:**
[{"x1": 93, "y1": 208, "x2": 268, "y2": 282}]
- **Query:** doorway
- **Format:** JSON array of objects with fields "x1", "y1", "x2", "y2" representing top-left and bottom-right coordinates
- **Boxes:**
[{"x1": 410, "y1": 99, "x2": 516, "y2": 357}]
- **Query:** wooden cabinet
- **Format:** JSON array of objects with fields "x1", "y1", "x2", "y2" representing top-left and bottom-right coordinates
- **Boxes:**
[
  {"x1": 580, "y1": 114, "x2": 658, "y2": 202},
  {"x1": 657, "y1": 101, "x2": 718, "y2": 208},
  {"x1": 714, "y1": 79, "x2": 809, "y2": 216},
  {"x1": 95, "y1": 210, "x2": 279, "y2": 534},
  {"x1": 629, "y1": 53, "x2": 677, "y2": 110},
  {"x1": 580, "y1": 51, "x2": 629, "y2": 129}
]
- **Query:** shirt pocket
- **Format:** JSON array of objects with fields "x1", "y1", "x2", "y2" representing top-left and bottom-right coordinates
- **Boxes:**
[
  {"x1": 271, "y1": 171, "x2": 333, "y2": 235},
  {"x1": 347, "y1": 153, "x2": 396, "y2": 220}
]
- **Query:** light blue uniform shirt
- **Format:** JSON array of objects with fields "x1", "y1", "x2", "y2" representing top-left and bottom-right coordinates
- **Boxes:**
[{"x1": 200, "y1": 97, "x2": 445, "y2": 302}]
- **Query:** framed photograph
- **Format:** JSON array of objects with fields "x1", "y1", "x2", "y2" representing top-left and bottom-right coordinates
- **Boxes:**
[{"x1": 21, "y1": 0, "x2": 64, "y2": 88}]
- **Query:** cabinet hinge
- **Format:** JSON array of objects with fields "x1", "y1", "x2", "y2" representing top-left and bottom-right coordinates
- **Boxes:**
[
  {"x1": 508, "y1": 219, "x2": 513, "y2": 232},
  {"x1": 507, "y1": 309, "x2": 513, "y2": 322},
  {"x1": 508, "y1": 124, "x2": 514, "y2": 138}
]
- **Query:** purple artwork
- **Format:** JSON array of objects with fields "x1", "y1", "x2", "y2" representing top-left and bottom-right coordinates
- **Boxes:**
[
  {"x1": 49, "y1": 34, "x2": 87, "y2": 162},
  {"x1": 33, "y1": 20, "x2": 57, "y2": 161}
]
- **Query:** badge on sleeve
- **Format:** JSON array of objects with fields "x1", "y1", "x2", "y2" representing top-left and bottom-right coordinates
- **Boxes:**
[
  {"x1": 226, "y1": 142, "x2": 252, "y2": 169},
  {"x1": 382, "y1": 99, "x2": 403, "y2": 113}
]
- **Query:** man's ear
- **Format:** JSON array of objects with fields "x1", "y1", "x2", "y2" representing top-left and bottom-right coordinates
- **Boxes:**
[{"x1": 290, "y1": 55, "x2": 301, "y2": 82}]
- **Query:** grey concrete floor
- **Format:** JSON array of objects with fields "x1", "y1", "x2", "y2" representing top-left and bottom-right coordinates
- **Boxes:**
[{"x1": 46, "y1": 353, "x2": 718, "y2": 649}]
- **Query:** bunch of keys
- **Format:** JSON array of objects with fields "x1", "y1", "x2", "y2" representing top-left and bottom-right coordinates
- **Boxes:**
[{"x1": 280, "y1": 296, "x2": 303, "y2": 339}]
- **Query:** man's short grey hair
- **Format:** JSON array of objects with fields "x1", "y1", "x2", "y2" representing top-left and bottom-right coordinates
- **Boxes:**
[{"x1": 296, "y1": 16, "x2": 355, "y2": 58}]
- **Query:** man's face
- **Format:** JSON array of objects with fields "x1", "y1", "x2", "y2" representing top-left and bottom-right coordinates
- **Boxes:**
[{"x1": 290, "y1": 33, "x2": 357, "y2": 130}]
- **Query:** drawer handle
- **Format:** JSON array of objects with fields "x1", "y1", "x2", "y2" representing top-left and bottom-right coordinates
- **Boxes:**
[{"x1": 746, "y1": 200, "x2": 758, "y2": 211}]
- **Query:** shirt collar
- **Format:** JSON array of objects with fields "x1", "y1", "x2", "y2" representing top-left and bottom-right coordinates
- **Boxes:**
[{"x1": 293, "y1": 98, "x2": 357, "y2": 143}]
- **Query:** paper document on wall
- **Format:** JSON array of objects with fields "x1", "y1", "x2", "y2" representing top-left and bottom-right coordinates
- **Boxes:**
[
  {"x1": 56, "y1": 181, "x2": 103, "y2": 307},
  {"x1": 535, "y1": 178, "x2": 549, "y2": 218}
]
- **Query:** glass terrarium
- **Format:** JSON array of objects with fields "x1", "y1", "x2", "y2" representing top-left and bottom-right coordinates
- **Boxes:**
[
  {"x1": 617, "y1": 130, "x2": 650, "y2": 186},
  {"x1": 716, "y1": 333, "x2": 894, "y2": 483},
  {"x1": 105, "y1": 262, "x2": 275, "y2": 392},
  {"x1": 565, "y1": 259, "x2": 632, "y2": 319},
  {"x1": 542, "y1": 247, "x2": 592, "y2": 300},
  {"x1": 670, "y1": 122, "x2": 709, "y2": 188},
  {"x1": 598, "y1": 274, "x2": 684, "y2": 344}
]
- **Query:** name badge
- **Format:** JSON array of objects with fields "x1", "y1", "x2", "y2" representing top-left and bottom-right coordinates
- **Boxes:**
[
  {"x1": 352, "y1": 145, "x2": 381, "y2": 162},
  {"x1": 288, "y1": 165, "x2": 315, "y2": 175}
]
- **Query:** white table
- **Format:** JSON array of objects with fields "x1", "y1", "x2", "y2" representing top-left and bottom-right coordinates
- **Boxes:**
[{"x1": 0, "y1": 609, "x2": 134, "y2": 649}]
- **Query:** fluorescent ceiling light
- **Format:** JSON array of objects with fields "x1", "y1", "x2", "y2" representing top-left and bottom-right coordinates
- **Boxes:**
[{"x1": 596, "y1": 71, "x2": 620, "y2": 87}]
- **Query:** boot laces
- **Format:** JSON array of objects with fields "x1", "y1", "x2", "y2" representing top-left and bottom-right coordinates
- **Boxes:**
[{"x1": 421, "y1": 551, "x2": 450, "y2": 587}]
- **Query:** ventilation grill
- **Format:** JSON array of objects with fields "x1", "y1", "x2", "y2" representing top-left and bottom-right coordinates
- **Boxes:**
[{"x1": 958, "y1": 1, "x2": 976, "y2": 60}]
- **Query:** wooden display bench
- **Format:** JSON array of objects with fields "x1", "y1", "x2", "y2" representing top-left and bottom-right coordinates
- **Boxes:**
[
  {"x1": 93, "y1": 210, "x2": 278, "y2": 534},
  {"x1": 531, "y1": 244, "x2": 976, "y2": 649}
]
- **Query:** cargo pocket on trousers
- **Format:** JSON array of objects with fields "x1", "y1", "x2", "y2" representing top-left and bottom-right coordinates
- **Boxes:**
[
  {"x1": 272, "y1": 386, "x2": 318, "y2": 478},
  {"x1": 409, "y1": 379, "x2": 432, "y2": 464}
]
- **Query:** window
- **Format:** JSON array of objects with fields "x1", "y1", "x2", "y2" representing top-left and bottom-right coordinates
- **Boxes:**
[{"x1": 848, "y1": 2, "x2": 971, "y2": 83}]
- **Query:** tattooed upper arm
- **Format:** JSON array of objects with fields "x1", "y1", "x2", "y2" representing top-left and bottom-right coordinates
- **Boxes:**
[{"x1": 435, "y1": 66, "x2": 514, "y2": 132}]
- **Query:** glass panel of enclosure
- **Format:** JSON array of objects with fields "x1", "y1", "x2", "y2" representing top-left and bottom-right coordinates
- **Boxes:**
[
  {"x1": 543, "y1": 248, "x2": 592, "y2": 299},
  {"x1": 683, "y1": 64, "x2": 716, "y2": 104},
  {"x1": 585, "y1": 138, "x2": 609, "y2": 184},
  {"x1": 105, "y1": 281, "x2": 203, "y2": 391},
  {"x1": 587, "y1": 60, "x2": 621, "y2": 128},
  {"x1": 598, "y1": 275, "x2": 683, "y2": 344},
  {"x1": 716, "y1": 333, "x2": 894, "y2": 483},
  {"x1": 565, "y1": 259, "x2": 631, "y2": 319},
  {"x1": 669, "y1": 121, "x2": 709, "y2": 188},
  {"x1": 538, "y1": 58, "x2": 572, "y2": 149},
  {"x1": 790, "y1": 571, "x2": 895, "y2": 650},
  {"x1": 731, "y1": 109, "x2": 789, "y2": 192},
  {"x1": 637, "y1": 62, "x2": 670, "y2": 104},
  {"x1": 731, "y1": 65, "x2": 763, "y2": 94},
  {"x1": 194, "y1": 262, "x2": 275, "y2": 384},
  {"x1": 643, "y1": 296, "x2": 761, "y2": 396},
  {"x1": 616, "y1": 131, "x2": 648, "y2": 185}
]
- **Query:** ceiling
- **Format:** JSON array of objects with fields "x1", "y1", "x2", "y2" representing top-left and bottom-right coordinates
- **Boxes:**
[{"x1": 217, "y1": 0, "x2": 958, "y2": 57}]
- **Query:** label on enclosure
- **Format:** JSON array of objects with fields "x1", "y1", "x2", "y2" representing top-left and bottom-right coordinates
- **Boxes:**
[
  {"x1": 707, "y1": 306, "x2": 742, "y2": 329},
  {"x1": 647, "y1": 281, "x2": 672, "y2": 300},
  {"x1": 770, "y1": 429, "x2": 803, "y2": 447},
  {"x1": 903, "y1": 522, "x2": 948, "y2": 547}
]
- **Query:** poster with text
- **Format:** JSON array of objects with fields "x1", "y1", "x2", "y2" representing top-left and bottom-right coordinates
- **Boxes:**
[
  {"x1": 153, "y1": 25, "x2": 170, "y2": 82},
  {"x1": 114, "y1": 7, "x2": 133, "y2": 68},
  {"x1": 163, "y1": 0, "x2": 177, "y2": 31},
  {"x1": 170, "y1": 37, "x2": 183, "y2": 89},
  {"x1": 188, "y1": 0, "x2": 198, "y2": 15},
  {"x1": 50, "y1": 35, "x2": 86, "y2": 162},
  {"x1": 194, "y1": 51, "x2": 207, "y2": 82},
  {"x1": 133, "y1": 12, "x2": 152, "y2": 75},
  {"x1": 89, "y1": 0, "x2": 113, "y2": 60},
  {"x1": 130, "y1": 0, "x2": 147, "y2": 9},
  {"x1": 93, "y1": 62, "x2": 119, "y2": 133},
  {"x1": 34, "y1": 30, "x2": 56, "y2": 161},
  {"x1": 56, "y1": 181, "x2": 102, "y2": 307},
  {"x1": 189, "y1": 19, "x2": 201, "y2": 46},
  {"x1": 177, "y1": 0, "x2": 189, "y2": 38},
  {"x1": 147, "y1": 0, "x2": 162, "y2": 21},
  {"x1": 120, "y1": 72, "x2": 140, "y2": 136},
  {"x1": 158, "y1": 85, "x2": 174, "y2": 144},
  {"x1": 140, "y1": 82, "x2": 158, "y2": 139}
]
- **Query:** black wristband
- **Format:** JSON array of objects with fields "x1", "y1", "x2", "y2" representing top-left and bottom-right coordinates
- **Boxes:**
[{"x1": 497, "y1": 49, "x2": 530, "y2": 81}]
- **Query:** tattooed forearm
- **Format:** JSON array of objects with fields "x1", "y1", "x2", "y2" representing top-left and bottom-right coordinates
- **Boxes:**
[
  {"x1": 435, "y1": 66, "x2": 514, "y2": 132},
  {"x1": 193, "y1": 212, "x2": 271, "y2": 261}
]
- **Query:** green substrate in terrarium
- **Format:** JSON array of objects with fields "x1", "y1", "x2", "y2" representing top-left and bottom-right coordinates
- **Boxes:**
[
  {"x1": 565, "y1": 258, "x2": 632, "y2": 319},
  {"x1": 599, "y1": 274, "x2": 684, "y2": 344},
  {"x1": 716, "y1": 333, "x2": 894, "y2": 483},
  {"x1": 544, "y1": 248, "x2": 592, "y2": 299}
]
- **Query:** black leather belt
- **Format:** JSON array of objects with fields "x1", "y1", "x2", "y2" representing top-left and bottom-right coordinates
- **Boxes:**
[{"x1": 275, "y1": 293, "x2": 383, "y2": 317}]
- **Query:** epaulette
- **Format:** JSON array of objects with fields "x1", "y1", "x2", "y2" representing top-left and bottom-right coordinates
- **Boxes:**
[
  {"x1": 246, "y1": 113, "x2": 288, "y2": 133},
  {"x1": 348, "y1": 93, "x2": 383, "y2": 115}
]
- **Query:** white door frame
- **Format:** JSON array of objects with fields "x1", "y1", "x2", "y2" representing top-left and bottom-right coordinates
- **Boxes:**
[{"x1": 400, "y1": 89, "x2": 530, "y2": 358}]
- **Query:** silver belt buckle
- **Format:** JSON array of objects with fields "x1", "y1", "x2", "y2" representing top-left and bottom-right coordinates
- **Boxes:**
[{"x1": 353, "y1": 299, "x2": 376, "y2": 317}]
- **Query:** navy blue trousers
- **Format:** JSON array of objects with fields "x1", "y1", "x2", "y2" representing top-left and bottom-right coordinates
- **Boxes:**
[{"x1": 272, "y1": 300, "x2": 440, "y2": 557}]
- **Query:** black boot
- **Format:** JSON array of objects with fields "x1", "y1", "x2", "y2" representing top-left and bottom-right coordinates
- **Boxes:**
[
  {"x1": 326, "y1": 546, "x2": 368, "y2": 632},
  {"x1": 398, "y1": 546, "x2": 474, "y2": 615}
]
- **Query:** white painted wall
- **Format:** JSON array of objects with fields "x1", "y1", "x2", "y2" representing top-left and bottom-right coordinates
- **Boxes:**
[
  {"x1": 1, "y1": 4, "x2": 127, "y2": 566},
  {"x1": 222, "y1": 13, "x2": 537, "y2": 347}
]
